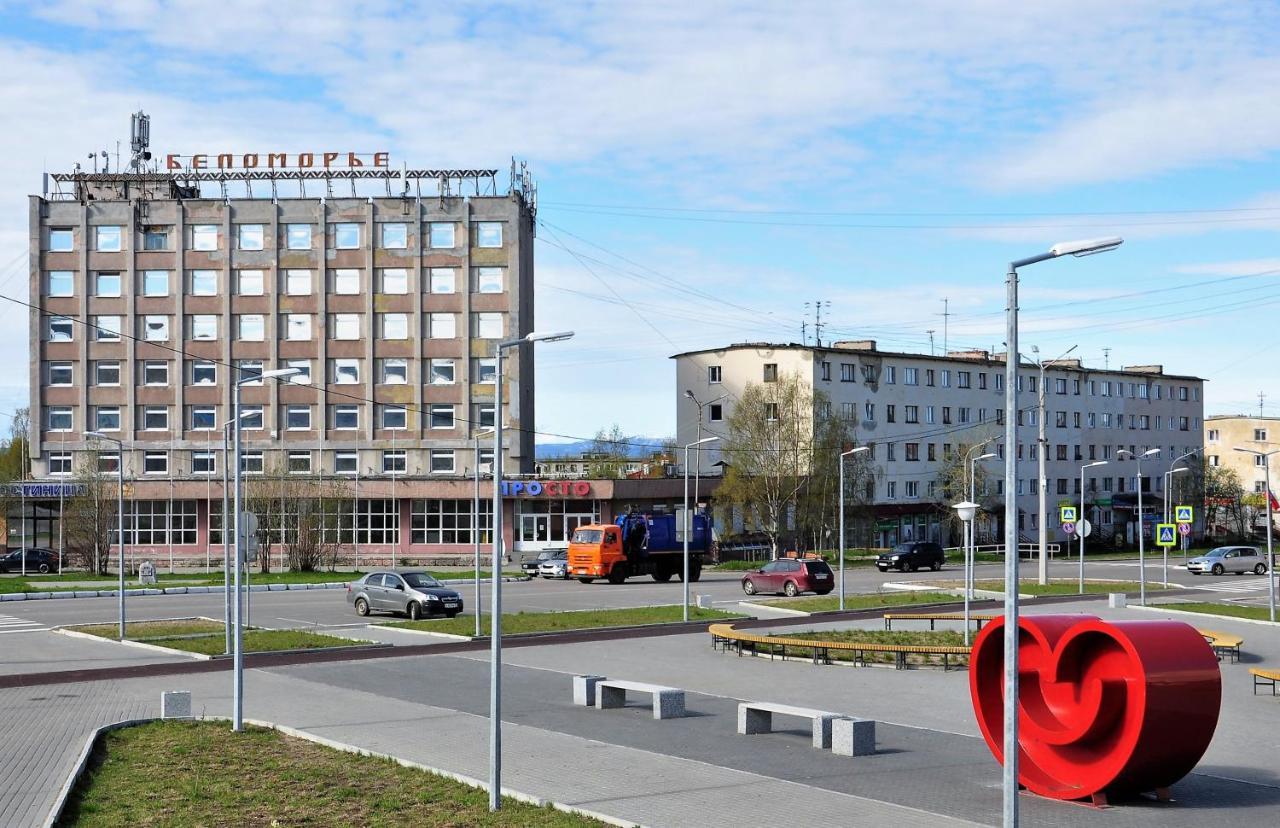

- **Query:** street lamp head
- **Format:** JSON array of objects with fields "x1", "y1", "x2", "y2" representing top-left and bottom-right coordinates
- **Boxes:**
[
  {"x1": 1142, "y1": 448, "x2": 1161, "y2": 457},
  {"x1": 524, "y1": 330, "x2": 574, "y2": 344},
  {"x1": 1085, "y1": 460, "x2": 1108, "y2": 469},
  {"x1": 688, "y1": 436, "x2": 719, "y2": 448},
  {"x1": 84, "y1": 430, "x2": 118, "y2": 442},
  {"x1": 976, "y1": 452, "x2": 997, "y2": 462},
  {"x1": 842, "y1": 445, "x2": 870, "y2": 458},
  {"x1": 684, "y1": 389, "x2": 695, "y2": 400},
  {"x1": 1170, "y1": 467, "x2": 1190, "y2": 475},
  {"x1": 953, "y1": 501, "x2": 979, "y2": 523},
  {"x1": 1049, "y1": 236, "x2": 1124, "y2": 258}
]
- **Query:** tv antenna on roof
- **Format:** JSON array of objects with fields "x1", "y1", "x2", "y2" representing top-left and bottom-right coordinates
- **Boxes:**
[
  {"x1": 1102, "y1": 347, "x2": 1111, "y2": 370},
  {"x1": 804, "y1": 300, "x2": 831, "y2": 347},
  {"x1": 927, "y1": 329, "x2": 936, "y2": 355}
]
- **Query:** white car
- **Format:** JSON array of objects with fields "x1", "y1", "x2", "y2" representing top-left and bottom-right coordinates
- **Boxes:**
[
  {"x1": 1186, "y1": 546, "x2": 1268, "y2": 576},
  {"x1": 537, "y1": 552, "x2": 569, "y2": 579}
]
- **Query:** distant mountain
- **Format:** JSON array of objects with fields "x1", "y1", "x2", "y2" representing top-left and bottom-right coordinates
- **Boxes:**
[{"x1": 535, "y1": 436, "x2": 670, "y2": 460}]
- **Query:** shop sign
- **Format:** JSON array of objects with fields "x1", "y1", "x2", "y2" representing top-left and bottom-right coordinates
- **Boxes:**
[
  {"x1": 499, "y1": 480, "x2": 592, "y2": 498},
  {"x1": 166, "y1": 151, "x2": 390, "y2": 170},
  {"x1": 1, "y1": 482, "x2": 86, "y2": 498}
]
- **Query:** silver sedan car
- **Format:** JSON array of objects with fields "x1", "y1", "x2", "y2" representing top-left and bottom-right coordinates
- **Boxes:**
[
  {"x1": 1186, "y1": 546, "x2": 1268, "y2": 576},
  {"x1": 537, "y1": 551, "x2": 569, "y2": 579},
  {"x1": 348, "y1": 571, "x2": 463, "y2": 620}
]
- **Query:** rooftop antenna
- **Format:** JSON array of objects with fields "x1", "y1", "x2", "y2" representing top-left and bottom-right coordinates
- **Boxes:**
[
  {"x1": 927, "y1": 329, "x2": 936, "y2": 355},
  {"x1": 800, "y1": 320, "x2": 807, "y2": 345},
  {"x1": 805, "y1": 300, "x2": 831, "y2": 347},
  {"x1": 1260, "y1": 391, "x2": 1267, "y2": 419},
  {"x1": 129, "y1": 111, "x2": 152, "y2": 169},
  {"x1": 1102, "y1": 347, "x2": 1111, "y2": 370},
  {"x1": 938, "y1": 298, "x2": 951, "y2": 354}
]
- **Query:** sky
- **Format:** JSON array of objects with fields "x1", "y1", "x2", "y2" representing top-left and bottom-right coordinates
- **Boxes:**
[{"x1": 1, "y1": 1, "x2": 1279, "y2": 445}]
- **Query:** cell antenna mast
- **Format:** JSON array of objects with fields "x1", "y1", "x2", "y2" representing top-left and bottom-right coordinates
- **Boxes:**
[
  {"x1": 1103, "y1": 347, "x2": 1111, "y2": 370},
  {"x1": 1260, "y1": 391, "x2": 1267, "y2": 419},
  {"x1": 939, "y1": 298, "x2": 951, "y2": 354},
  {"x1": 814, "y1": 300, "x2": 830, "y2": 347},
  {"x1": 927, "y1": 329, "x2": 936, "y2": 355}
]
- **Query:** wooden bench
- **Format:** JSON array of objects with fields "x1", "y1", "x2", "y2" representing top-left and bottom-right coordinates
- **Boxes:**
[
  {"x1": 1251, "y1": 668, "x2": 1280, "y2": 696},
  {"x1": 1197, "y1": 628, "x2": 1244, "y2": 663},
  {"x1": 708, "y1": 623, "x2": 970, "y2": 671},
  {"x1": 883, "y1": 612, "x2": 999, "y2": 631},
  {"x1": 596, "y1": 679, "x2": 686, "y2": 719}
]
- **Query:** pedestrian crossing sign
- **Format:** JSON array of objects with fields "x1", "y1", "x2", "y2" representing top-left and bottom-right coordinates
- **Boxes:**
[
  {"x1": 1156, "y1": 523, "x2": 1177, "y2": 547},
  {"x1": 1059, "y1": 506, "x2": 1078, "y2": 523},
  {"x1": 1175, "y1": 505, "x2": 1194, "y2": 523}
]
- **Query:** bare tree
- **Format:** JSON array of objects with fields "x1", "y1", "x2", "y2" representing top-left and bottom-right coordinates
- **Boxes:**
[
  {"x1": 585, "y1": 423, "x2": 630, "y2": 478},
  {"x1": 935, "y1": 441, "x2": 998, "y2": 545},
  {"x1": 246, "y1": 464, "x2": 350, "y2": 572},
  {"x1": 1204, "y1": 461, "x2": 1247, "y2": 540},
  {"x1": 61, "y1": 449, "x2": 119, "y2": 574}
]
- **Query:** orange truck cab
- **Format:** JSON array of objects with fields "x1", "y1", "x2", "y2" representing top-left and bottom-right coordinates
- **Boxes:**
[{"x1": 566, "y1": 512, "x2": 710, "y2": 585}]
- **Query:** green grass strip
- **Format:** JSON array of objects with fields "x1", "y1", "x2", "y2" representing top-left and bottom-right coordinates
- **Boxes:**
[
  {"x1": 757, "y1": 591, "x2": 957, "y2": 613},
  {"x1": 386, "y1": 604, "x2": 740, "y2": 636},
  {"x1": 1151, "y1": 602, "x2": 1279, "y2": 623}
]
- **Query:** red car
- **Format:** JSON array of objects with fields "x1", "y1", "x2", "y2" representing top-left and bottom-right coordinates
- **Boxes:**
[{"x1": 741, "y1": 559, "x2": 834, "y2": 597}]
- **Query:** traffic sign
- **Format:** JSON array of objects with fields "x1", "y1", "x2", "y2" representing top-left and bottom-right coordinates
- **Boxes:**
[
  {"x1": 1178, "y1": 522, "x2": 1191, "y2": 537},
  {"x1": 1060, "y1": 506, "x2": 1078, "y2": 523},
  {"x1": 1062, "y1": 521, "x2": 1076, "y2": 535},
  {"x1": 1156, "y1": 523, "x2": 1177, "y2": 547},
  {"x1": 1077, "y1": 519, "x2": 1092, "y2": 539},
  {"x1": 1174, "y1": 505, "x2": 1194, "y2": 524}
]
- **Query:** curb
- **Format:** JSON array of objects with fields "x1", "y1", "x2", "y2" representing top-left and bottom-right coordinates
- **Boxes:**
[
  {"x1": 737, "y1": 600, "x2": 810, "y2": 617},
  {"x1": 1128, "y1": 603, "x2": 1280, "y2": 628},
  {"x1": 375, "y1": 626, "x2": 474, "y2": 641},
  {"x1": 52, "y1": 627, "x2": 211, "y2": 660}
]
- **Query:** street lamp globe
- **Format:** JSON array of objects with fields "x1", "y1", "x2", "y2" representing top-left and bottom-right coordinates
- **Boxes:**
[{"x1": 953, "y1": 501, "x2": 979, "y2": 523}]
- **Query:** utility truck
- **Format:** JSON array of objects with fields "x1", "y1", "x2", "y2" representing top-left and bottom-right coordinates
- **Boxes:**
[{"x1": 567, "y1": 511, "x2": 711, "y2": 584}]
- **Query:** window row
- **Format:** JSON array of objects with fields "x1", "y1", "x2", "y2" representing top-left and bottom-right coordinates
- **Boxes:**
[
  {"x1": 46, "y1": 221, "x2": 505, "y2": 253},
  {"x1": 46, "y1": 267, "x2": 505, "y2": 298},
  {"x1": 50, "y1": 448, "x2": 485, "y2": 478},
  {"x1": 46, "y1": 357, "x2": 493, "y2": 388},
  {"x1": 45, "y1": 311, "x2": 506, "y2": 342},
  {"x1": 48, "y1": 401, "x2": 496, "y2": 433}
]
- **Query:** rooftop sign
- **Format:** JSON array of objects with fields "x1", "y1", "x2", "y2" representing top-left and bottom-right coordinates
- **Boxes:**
[{"x1": 166, "y1": 152, "x2": 390, "y2": 171}]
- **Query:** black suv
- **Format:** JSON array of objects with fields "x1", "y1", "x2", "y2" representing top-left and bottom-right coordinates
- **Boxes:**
[
  {"x1": 876, "y1": 542, "x2": 945, "y2": 573},
  {"x1": 0, "y1": 547, "x2": 60, "y2": 574}
]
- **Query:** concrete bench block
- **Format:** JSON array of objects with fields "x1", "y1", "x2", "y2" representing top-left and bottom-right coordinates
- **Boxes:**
[
  {"x1": 832, "y1": 717, "x2": 876, "y2": 757},
  {"x1": 573, "y1": 674, "x2": 605, "y2": 707},
  {"x1": 161, "y1": 691, "x2": 192, "y2": 720},
  {"x1": 655, "y1": 690, "x2": 685, "y2": 719},
  {"x1": 1108, "y1": 593, "x2": 1127, "y2": 609},
  {"x1": 738, "y1": 705, "x2": 771, "y2": 735}
]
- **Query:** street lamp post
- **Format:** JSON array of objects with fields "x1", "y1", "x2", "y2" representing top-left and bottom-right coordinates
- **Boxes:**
[
  {"x1": 952, "y1": 500, "x2": 979, "y2": 644},
  {"x1": 473, "y1": 429, "x2": 493, "y2": 638},
  {"x1": 1234, "y1": 447, "x2": 1278, "y2": 622},
  {"x1": 1079, "y1": 461, "x2": 1108, "y2": 594},
  {"x1": 838, "y1": 445, "x2": 870, "y2": 610},
  {"x1": 85, "y1": 431, "x2": 126, "y2": 640},
  {"x1": 1119, "y1": 447, "x2": 1160, "y2": 606},
  {"x1": 684, "y1": 436, "x2": 719, "y2": 620},
  {"x1": 684, "y1": 390, "x2": 726, "y2": 527},
  {"x1": 967, "y1": 446, "x2": 996, "y2": 601},
  {"x1": 222, "y1": 421, "x2": 232, "y2": 653},
  {"x1": 490, "y1": 331, "x2": 574, "y2": 811},
  {"x1": 1002, "y1": 236, "x2": 1122, "y2": 828}
]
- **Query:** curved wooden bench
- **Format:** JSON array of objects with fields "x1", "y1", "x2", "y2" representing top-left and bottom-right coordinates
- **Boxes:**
[
  {"x1": 1251, "y1": 668, "x2": 1280, "y2": 695},
  {"x1": 1196, "y1": 628, "x2": 1244, "y2": 663},
  {"x1": 708, "y1": 623, "x2": 970, "y2": 671},
  {"x1": 883, "y1": 612, "x2": 1000, "y2": 631}
]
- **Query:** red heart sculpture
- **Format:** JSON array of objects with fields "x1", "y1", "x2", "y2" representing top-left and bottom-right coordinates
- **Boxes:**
[{"x1": 969, "y1": 614, "x2": 1221, "y2": 801}]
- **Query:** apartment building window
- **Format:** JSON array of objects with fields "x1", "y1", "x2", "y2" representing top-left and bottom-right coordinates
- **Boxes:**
[
  {"x1": 469, "y1": 266, "x2": 505, "y2": 294},
  {"x1": 905, "y1": 443, "x2": 920, "y2": 461},
  {"x1": 978, "y1": 408, "x2": 987, "y2": 423},
  {"x1": 237, "y1": 269, "x2": 265, "y2": 296},
  {"x1": 1056, "y1": 411, "x2": 1067, "y2": 428},
  {"x1": 190, "y1": 360, "x2": 216, "y2": 386},
  {"x1": 383, "y1": 450, "x2": 407, "y2": 474},
  {"x1": 190, "y1": 407, "x2": 216, "y2": 430},
  {"x1": 840, "y1": 363, "x2": 855, "y2": 382},
  {"x1": 333, "y1": 358, "x2": 360, "y2": 384},
  {"x1": 97, "y1": 454, "x2": 120, "y2": 475},
  {"x1": 957, "y1": 371, "x2": 971, "y2": 389},
  {"x1": 430, "y1": 359, "x2": 455, "y2": 385},
  {"x1": 286, "y1": 224, "x2": 311, "y2": 250},
  {"x1": 192, "y1": 452, "x2": 217, "y2": 475},
  {"x1": 95, "y1": 271, "x2": 121, "y2": 297},
  {"x1": 429, "y1": 268, "x2": 456, "y2": 293},
  {"x1": 143, "y1": 315, "x2": 170, "y2": 341},
  {"x1": 904, "y1": 367, "x2": 918, "y2": 385},
  {"x1": 1055, "y1": 478, "x2": 1067, "y2": 495},
  {"x1": 95, "y1": 406, "x2": 121, "y2": 431},
  {"x1": 47, "y1": 407, "x2": 73, "y2": 431},
  {"x1": 887, "y1": 443, "x2": 896, "y2": 461},
  {"x1": 138, "y1": 226, "x2": 169, "y2": 250},
  {"x1": 237, "y1": 361, "x2": 264, "y2": 386},
  {"x1": 884, "y1": 366, "x2": 896, "y2": 384},
  {"x1": 473, "y1": 312, "x2": 503, "y2": 339},
  {"x1": 995, "y1": 374, "x2": 1003, "y2": 391},
  {"x1": 287, "y1": 452, "x2": 312, "y2": 474},
  {"x1": 763, "y1": 363, "x2": 778, "y2": 382},
  {"x1": 941, "y1": 369, "x2": 951, "y2": 387},
  {"x1": 334, "y1": 223, "x2": 360, "y2": 249},
  {"x1": 475, "y1": 404, "x2": 496, "y2": 429},
  {"x1": 285, "y1": 405, "x2": 311, "y2": 431},
  {"x1": 708, "y1": 365, "x2": 722, "y2": 383},
  {"x1": 429, "y1": 222, "x2": 455, "y2": 248},
  {"x1": 96, "y1": 225, "x2": 122, "y2": 251},
  {"x1": 48, "y1": 361, "x2": 73, "y2": 386},
  {"x1": 380, "y1": 268, "x2": 408, "y2": 294},
  {"x1": 429, "y1": 313, "x2": 456, "y2": 339},
  {"x1": 190, "y1": 270, "x2": 217, "y2": 296},
  {"x1": 191, "y1": 225, "x2": 218, "y2": 251},
  {"x1": 817, "y1": 400, "x2": 832, "y2": 419},
  {"x1": 475, "y1": 222, "x2": 503, "y2": 247},
  {"x1": 381, "y1": 358, "x2": 409, "y2": 384},
  {"x1": 49, "y1": 229, "x2": 73, "y2": 251},
  {"x1": 905, "y1": 481, "x2": 919, "y2": 499},
  {"x1": 925, "y1": 406, "x2": 936, "y2": 424},
  {"x1": 474, "y1": 358, "x2": 497, "y2": 383},
  {"x1": 240, "y1": 405, "x2": 264, "y2": 429},
  {"x1": 383, "y1": 405, "x2": 409, "y2": 430},
  {"x1": 958, "y1": 407, "x2": 971, "y2": 424},
  {"x1": 765, "y1": 403, "x2": 780, "y2": 422},
  {"x1": 886, "y1": 481, "x2": 897, "y2": 499},
  {"x1": 709, "y1": 404, "x2": 723, "y2": 422},
  {"x1": 886, "y1": 404, "x2": 896, "y2": 423},
  {"x1": 978, "y1": 372, "x2": 987, "y2": 390},
  {"x1": 142, "y1": 407, "x2": 168, "y2": 430},
  {"x1": 144, "y1": 452, "x2": 168, "y2": 475},
  {"x1": 241, "y1": 452, "x2": 264, "y2": 474},
  {"x1": 819, "y1": 361, "x2": 831, "y2": 382},
  {"x1": 95, "y1": 361, "x2": 120, "y2": 386},
  {"x1": 903, "y1": 404, "x2": 920, "y2": 424},
  {"x1": 1179, "y1": 417, "x2": 1190, "y2": 431},
  {"x1": 333, "y1": 269, "x2": 360, "y2": 294},
  {"x1": 928, "y1": 443, "x2": 937, "y2": 461},
  {"x1": 334, "y1": 451, "x2": 358, "y2": 474},
  {"x1": 1207, "y1": 429, "x2": 1219, "y2": 442},
  {"x1": 49, "y1": 452, "x2": 72, "y2": 476},
  {"x1": 142, "y1": 361, "x2": 168, "y2": 386},
  {"x1": 380, "y1": 313, "x2": 409, "y2": 340},
  {"x1": 861, "y1": 364, "x2": 875, "y2": 381},
  {"x1": 926, "y1": 369, "x2": 935, "y2": 387},
  {"x1": 237, "y1": 314, "x2": 264, "y2": 341},
  {"x1": 334, "y1": 405, "x2": 359, "y2": 430},
  {"x1": 841, "y1": 402, "x2": 855, "y2": 421},
  {"x1": 46, "y1": 271, "x2": 74, "y2": 297},
  {"x1": 187, "y1": 315, "x2": 216, "y2": 341},
  {"x1": 1179, "y1": 386, "x2": 1189, "y2": 401},
  {"x1": 1255, "y1": 428, "x2": 1268, "y2": 442},
  {"x1": 863, "y1": 402, "x2": 874, "y2": 421},
  {"x1": 427, "y1": 404, "x2": 453, "y2": 429},
  {"x1": 1056, "y1": 444, "x2": 1068, "y2": 461},
  {"x1": 1054, "y1": 378, "x2": 1066, "y2": 394},
  {"x1": 332, "y1": 313, "x2": 360, "y2": 340},
  {"x1": 285, "y1": 359, "x2": 312, "y2": 384},
  {"x1": 285, "y1": 269, "x2": 311, "y2": 295},
  {"x1": 238, "y1": 224, "x2": 264, "y2": 250},
  {"x1": 285, "y1": 314, "x2": 311, "y2": 340},
  {"x1": 381, "y1": 223, "x2": 408, "y2": 249}
]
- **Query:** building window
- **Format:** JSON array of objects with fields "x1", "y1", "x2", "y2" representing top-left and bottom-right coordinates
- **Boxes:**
[
  {"x1": 142, "y1": 406, "x2": 168, "y2": 431},
  {"x1": 95, "y1": 271, "x2": 121, "y2": 297},
  {"x1": 430, "y1": 359, "x2": 455, "y2": 385},
  {"x1": 286, "y1": 224, "x2": 312, "y2": 250},
  {"x1": 334, "y1": 223, "x2": 361, "y2": 249},
  {"x1": 237, "y1": 360, "x2": 264, "y2": 385},
  {"x1": 884, "y1": 366, "x2": 896, "y2": 384},
  {"x1": 143, "y1": 452, "x2": 168, "y2": 475},
  {"x1": 285, "y1": 405, "x2": 311, "y2": 431},
  {"x1": 96, "y1": 225, "x2": 122, "y2": 251},
  {"x1": 237, "y1": 314, "x2": 265, "y2": 341},
  {"x1": 925, "y1": 406, "x2": 935, "y2": 424},
  {"x1": 475, "y1": 404, "x2": 496, "y2": 429},
  {"x1": 820, "y1": 361, "x2": 831, "y2": 381},
  {"x1": 978, "y1": 372, "x2": 987, "y2": 390},
  {"x1": 332, "y1": 313, "x2": 360, "y2": 340},
  {"x1": 958, "y1": 371, "x2": 971, "y2": 389},
  {"x1": 333, "y1": 269, "x2": 360, "y2": 294},
  {"x1": 380, "y1": 223, "x2": 408, "y2": 249},
  {"x1": 381, "y1": 358, "x2": 409, "y2": 384},
  {"x1": 905, "y1": 480, "x2": 919, "y2": 499},
  {"x1": 904, "y1": 367, "x2": 918, "y2": 385},
  {"x1": 1207, "y1": 429, "x2": 1219, "y2": 442},
  {"x1": 46, "y1": 271, "x2": 74, "y2": 297},
  {"x1": 383, "y1": 451, "x2": 407, "y2": 474},
  {"x1": 192, "y1": 452, "x2": 217, "y2": 475},
  {"x1": 865, "y1": 402, "x2": 875, "y2": 421},
  {"x1": 237, "y1": 269, "x2": 265, "y2": 296},
  {"x1": 189, "y1": 315, "x2": 218, "y2": 340},
  {"x1": 473, "y1": 312, "x2": 503, "y2": 339},
  {"x1": 286, "y1": 451, "x2": 312, "y2": 474},
  {"x1": 430, "y1": 449, "x2": 456, "y2": 473},
  {"x1": 48, "y1": 361, "x2": 73, "y2": 386},
  {"x1": 905, "y1": 443, "x2": 919, "y2": 461},
  {"x1": 905, "y1": 405, "x2": 919, "y2": 424},
  {"x1": 382, "y1": 405, "x2": 408, "y2": 430},
  {"x1": 285, "y1": 359, "x2": 312, "y2": 384},
  {"x1": 474, "y1": 358, "x2": 496, "y2": 383},
  {"x1": 49, "y1": 452, "x2": 72, "y2": 476},
  {"x1": 840, "y1": 364, "x2": 855, "y2": 382},
  {"x1": 886, "y1": 404, "x2": 896, "y2": 423},
  {"x1": 475, "y1": 222, "x2": 503, "y2": 247},
  {"x1": 429, "y1": 268, "x2": 456, "y2": 294},
  {"x1": 47, "y1": 407, "x2": 73, "y2": 431},
  {"x1": 95, "y1": 361, "x2": 120, "y2": 386},
  {"x1": 241, "y1": 452, "x2": 264, "y2": 474},
  {"x1": 238, "y1": 224, "x2": 265, "y2": 250},
  {"x1": 333, "y1": 358, "x2": 360, "y2": 384},
  {"x1": 95, "y1": 406, "x2": 121, "y2": 431},
  {"x1": 334, "y1": 405, "x2": 359, "y2": 430},
  {"x1": 709, "y1": 404, "x2": 723, "y2": 422},
  {"x1": 380, "y1": 268, "x2": 408, "y2": 294},
  {"x1": 142, "y1": 361, "x2": 168, "y2": 386},
  {"x1": 97, "y1": 454, "x2": 120, "y2": 475},
  {"x1": 240, "y1": 405, "x2": 264, "y2": 429},
  {"x1": 473, "y1": 267, "x2": 504, "y2": 293},
  {"x1": 143, "y1": 315, "x2": 170, "y2": 341},
  {"x1": 191, "y1": 225, "x2": 218, "y2": 251},
  {"x1": 429, "y1": 222, "x2": 455, "y2": 248},
  {"x1": 886, "y1": 481, "x2": 896, "y2": 499},
  {"x1": 334, "y1": 450, "x2": 358, "y2": 474},
  {"x1": 49, "y1": 228, "x2": 73, "y2": 251},
  {"x1": 429, "y1": 313, "x2": 456, "y2": 339},
  {"x1": 411, "y1": 499, "x2": 493, "y2": 544},
  {"x1": 763, "y1": 363, "x2": 778, "y2": 382},
  {"x1": 143, "y1": 226, "x2": 169, "y2": 250},
  {"x1": 380, "y1": 313, "x2": 409, "y2": 340},
  {"x1": 190, "y1": 270, "x2": 217, "y2": 296},
  {"x1": 1255, "y1": 429, "x2": 1268, "y2": 442},
  {"x1": 285, "y1": 269, "x2": 312, "y2": 295},
  {"x1": 191, "y1": 407, "x2": 216, "y2": 430},
  {"x1": 285, "y1": 314, "x2": 311, "y2": 341},
  {"x1": 764, "y1": 403, "x2": 779, "y2": 422},
  {"x1": 428, "y1": 404, "x2": 454, "y2": 429}
]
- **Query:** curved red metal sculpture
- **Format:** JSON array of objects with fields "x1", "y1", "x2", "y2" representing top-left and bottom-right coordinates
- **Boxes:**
[{"x1": 969, "y1": 614, "x2": 1220, "y2": 801}]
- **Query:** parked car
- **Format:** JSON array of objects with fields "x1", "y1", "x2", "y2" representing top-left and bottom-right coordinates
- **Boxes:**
[
  {"x1": 0, "y1": 547, "x2": 60, "y2": 574},
  {"x1": 348, "y1": 571, "x2": 463, "y2": 620},
  {"x1": 876, "y1": 542, "x2": 945, "y2": 573},
  {"x1": 1186, "y1": 546, "x2": 1267, "y2": 576},
  {"x1": 537, "y1": 550, "x2": 570, "y2": 579},
  {"x1": 741, "y1": 558, "x2": 834, "y2": 597},
  {"x1": 522, "y1": 550, "x2": 561, "y2": 578}
]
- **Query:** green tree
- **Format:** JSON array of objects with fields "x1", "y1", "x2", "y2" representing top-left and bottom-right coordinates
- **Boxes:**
[{"x1": 1203, "y1": 461, "x2": 1247, "y2": 540}]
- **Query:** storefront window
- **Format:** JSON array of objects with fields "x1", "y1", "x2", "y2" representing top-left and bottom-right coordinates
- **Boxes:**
[
  {"x1": 410, "y1": 499, "x2": 493, "y2": 544},
  {"x1": 513, "y1": 499, "x2": 601, "y2": 548}
]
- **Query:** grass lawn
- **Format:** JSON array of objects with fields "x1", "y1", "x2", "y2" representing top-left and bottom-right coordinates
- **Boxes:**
[
  {"x1": 780, "y1": 628, "x2": 968, "y2": 667},
  {"x1": 61, "y1": 720, "x2": 599, "y2": 827},
  {"x1": 960, "y1": 579, "x2": 1174, "y2": 596},
  {"x1": 1152, "y1": 602, "x2": 1279, "y2": 623},
  {"x1": 387, "y1": 605, "x2": 741, "y2": 637},
  {"x1": 76, "y1": 619, "x2": 225, "y2": 640},
  {"x1": 757, "y1": 591, "x2": 958, "y2": 613},
  {"x1": 72, "y1": 618, "x2": 357, "y2": 655}
]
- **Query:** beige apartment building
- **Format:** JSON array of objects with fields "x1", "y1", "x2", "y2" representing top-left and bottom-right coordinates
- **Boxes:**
[
  {"x1": 674, "y1": 340, "x2": 1206, "y2": 547},
  {"x1": 1205, "y1": 415, "x2": 1279, "y2": 534}
]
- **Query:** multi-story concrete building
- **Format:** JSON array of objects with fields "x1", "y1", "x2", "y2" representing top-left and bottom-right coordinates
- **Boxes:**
[
  {"x1": 674, "y1": 340, "x2": 1206, "y2": 547},
  {"x1": 1205, "y1": 414, "x2": 1279, "y2": 534}
]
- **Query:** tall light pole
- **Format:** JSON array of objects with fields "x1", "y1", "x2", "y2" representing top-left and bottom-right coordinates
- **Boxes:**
[
  {"x1": 684, "y1": 436, "x2": 719, "y2": 620},
  {"x1": 1234, "y1": 447, "x2": 1277, "y2": 622},
  {"x1": 222, "y1": 421, "x2": 233, "y2": 654},
  {"x1": 838, "y1": 445, "x2": 870, "y2": 610},
  {"x1": 232, "y1": 367, "x2": 301, "y2": 734},
  {"x1": 967, "y1": 446, "x2": 996, "y2": 602},
  {"x1": 473, "y1": 428, "x2": 493, "y2": 638},
  {"x1": 1079, "y1": 460, "x2": 1108, "y2": 594},
  {"x1": 1030, "y1": 344, "x2": 1076, "y2": 585},
  {"x1": 1163, "y1": 466, "x2": 1190, "y2": 585},
  {"x1": 85, "y1": 431, "x2": 126, "y2": 640},
  {"x1": 952, "y1": 500, "x2": 979, "y2": 644},
  {"x1": 684, "y1": 390, "x2": 726, "y2": 529},
  {"x1": 490, "y1": 330, "x2": 574, "y2": 811},
  {"x1": 1002, "y1": 236, "x2": 1122, "y2": 828},
  {"x1": 1118, "y1": 447, "x2": 1160, "y2": 606}
]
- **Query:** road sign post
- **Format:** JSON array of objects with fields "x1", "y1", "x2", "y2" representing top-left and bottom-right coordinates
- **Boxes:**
[
  {"x1": 1062, "y1": 521, "x2": 1075, "y2": 535},
  {"x1": 1060, "y1": 506, "x2": 1078, "y2": 524},
  {"x1": 1174, "y1": 505, "x2": 1193, "y2": 524},
  {"x1": 1156, "y1": 523, "x2": 1176, "y2": 547}
]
